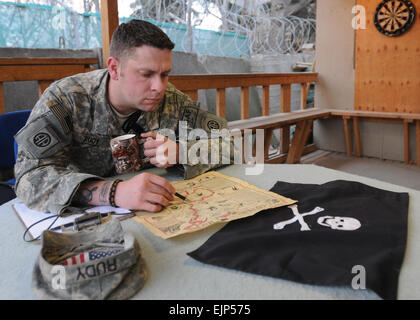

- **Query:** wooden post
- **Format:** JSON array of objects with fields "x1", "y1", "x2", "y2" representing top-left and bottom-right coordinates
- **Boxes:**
[
  {"x1": 241, "y1": 86, "x2": 249, "y2": 119},
  {"x1": 300, "y1": 59, "x2": 315, "y2": 110},
  {"x1": 296, "y1": 120, "x2": 313, "y2": 162},
  {"x1": 300, "y1": 83, "x2": 308, "y2": 110},
  {"x1": 352, "y1": 117, "x2": 361, "y2": 157},
  {"x1": 216, "y1": 88, "x2": 226, "y2": 118},
  {"x1": 286, "y1": 120, "x2": 313, "y2": 164},
  {"x1": 404, "y1": 120, "x2": 410, "y2": 164},
  {"x1": 343, "y1": 116, "x2": 352, "y2": 156},
  {"x1": 101, "y1": 0, "x2": 119, "y2": 65},
  {"x1": 280, "y1": 84, "x2": 291, "y2": 153},
  {"x1": 262, "y1": 85, "x2": 270, "y2": 116},
  {"x1": 264, "y1": 128, "x2": 274, "y2": 161},
  {"x1": 38, "y1": 81, "x2": 53, "y2": 97}
]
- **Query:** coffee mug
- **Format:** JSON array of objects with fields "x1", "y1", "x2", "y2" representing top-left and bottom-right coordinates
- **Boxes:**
[{"x1": 110, "y1": 134, "x2": 144, "y2": 174}]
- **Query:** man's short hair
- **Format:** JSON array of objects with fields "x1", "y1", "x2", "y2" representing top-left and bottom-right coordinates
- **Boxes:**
[{"x1": 110, "y1": 19, "x2": 175, "y2": 60}]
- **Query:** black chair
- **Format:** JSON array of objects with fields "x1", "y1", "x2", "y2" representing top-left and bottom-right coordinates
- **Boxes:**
[{"x1": 0, "y1": 110, "x2": 31, "y2": 205}]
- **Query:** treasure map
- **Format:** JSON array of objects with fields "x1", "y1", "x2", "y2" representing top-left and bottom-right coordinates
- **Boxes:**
[{"x1": 132, "y1": 171, "x2": 296, "y2": 239}]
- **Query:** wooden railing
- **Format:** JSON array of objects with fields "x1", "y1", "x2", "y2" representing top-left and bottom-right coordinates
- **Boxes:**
[
  {"x1": 0, "y1": 58, "x2": 99, "y2": 114},
  {"x1": 169, "y1": 73, "x2": 318, "y2": 119},
  {"x1": 170, "y1": 72, "x2": 318, "y2": 159}
]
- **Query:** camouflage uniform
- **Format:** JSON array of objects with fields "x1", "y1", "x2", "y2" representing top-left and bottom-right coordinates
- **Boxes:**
[{"x1": 14, "y1": 69, "x2": 232, "y2": 215}]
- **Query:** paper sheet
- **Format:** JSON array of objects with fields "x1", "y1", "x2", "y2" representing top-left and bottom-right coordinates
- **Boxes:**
[
  {"x1": 12, "y1": 203, "x2": 131, "y2": 240},
  {"x1": 133, "y1": 171, "x2": 296, "y2": 239}
]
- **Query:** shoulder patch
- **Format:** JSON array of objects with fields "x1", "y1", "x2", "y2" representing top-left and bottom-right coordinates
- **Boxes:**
[
  {"x1": 46, "y1": 101, "x2": 72, "y2": 134},
  {"x1": 196, "y1": 110, "x2": 226, "y2": 133},
  {"x1": 15, "y1": 112, "x2": 70, "y2": 159},
  {"x1": 181, "y1": 105, "x2": 199, "y2": 129}
]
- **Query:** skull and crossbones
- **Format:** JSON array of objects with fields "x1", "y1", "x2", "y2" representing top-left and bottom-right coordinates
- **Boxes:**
[
  {"x1": 273, "y1": 205, "x2": 361, "y2": 232},
  {"x1": 317, "y1": 216, "x2": 361, "y2": 231},
  {"x1": 273, "y1": 205, "x2": 324, "y2": 231}
]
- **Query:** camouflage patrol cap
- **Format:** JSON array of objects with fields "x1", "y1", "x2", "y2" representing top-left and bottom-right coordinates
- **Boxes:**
[{"x1": 32, "y1": 218, "x2": 147, "y2": 300}]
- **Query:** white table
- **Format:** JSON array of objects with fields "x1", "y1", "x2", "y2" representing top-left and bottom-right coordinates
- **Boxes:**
[{"x1": 1, "y1": 164, "x2": 419, "y2": 300}]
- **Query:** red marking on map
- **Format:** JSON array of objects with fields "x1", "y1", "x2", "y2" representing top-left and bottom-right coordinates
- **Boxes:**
[
  {"x1": 179, "y1": 187, "x2": 216, "y2": 230},
  {"x1": 218, "y1": 212, "x2": 231, "y2": 219}
]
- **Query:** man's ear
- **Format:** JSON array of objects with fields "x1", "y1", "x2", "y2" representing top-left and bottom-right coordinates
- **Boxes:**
[{"x1": 107, "y1": 56, "x2": 120, "y2": 80}]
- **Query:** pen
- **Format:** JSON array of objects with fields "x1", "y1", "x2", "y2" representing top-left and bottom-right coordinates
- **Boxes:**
[{"x1": 175, "y1": 192, "x2": 187, "y2": 201}]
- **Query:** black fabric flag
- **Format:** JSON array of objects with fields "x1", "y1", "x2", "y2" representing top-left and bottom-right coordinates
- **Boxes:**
[{"x1": 188, "y1": 180, "x2": 409, "y2": 300}]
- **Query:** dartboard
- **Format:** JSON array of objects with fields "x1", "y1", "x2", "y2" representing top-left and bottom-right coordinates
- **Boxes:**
[{"x1": 374, "y1": 0, "x2": 416, "y2": 37}]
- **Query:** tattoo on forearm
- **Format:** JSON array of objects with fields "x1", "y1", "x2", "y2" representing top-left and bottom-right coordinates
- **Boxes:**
[
  {"x1": 74, "y1": 185, "x2": 98, "y2": 205},
  {"x1": 99, "y1": 181, "x2": 112, "y2": 204}
]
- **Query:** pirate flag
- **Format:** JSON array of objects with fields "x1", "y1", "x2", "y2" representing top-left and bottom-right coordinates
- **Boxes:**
[{"x1": 187, "y1": 180, "x2": 409, "y2": 300}]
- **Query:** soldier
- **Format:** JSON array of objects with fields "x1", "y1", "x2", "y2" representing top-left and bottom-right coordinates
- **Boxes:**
[{"x1": 14, "y1": 19, "x2": 231, "y2": 215}]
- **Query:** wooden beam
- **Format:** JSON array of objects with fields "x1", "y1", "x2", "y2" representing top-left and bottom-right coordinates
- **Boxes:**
[
  {"x1": 331, "y1": 110, "x2": 420, "y2": 121},
  {"x1": 296, "y1": 120, "x2": 313, "y2": 163},
  {"x1": 352, "y1": 118, "x2": 405, "y2": 125},
  {"x1": 343, "y1": 116, "x2": 352, "y2": 156},
  {"x1": 286, "y1": 120, "x2": 312, "y2": 164},
  {"x1": 241, "y1": 86, "x2": 249, "y2": 119},
  {"x1": 101, "y1": 0, "x2": 119, "y2": 65},
  {"x1": 404, "y1": 120, "x2": 410, "y2": 164},
  {"x1": 352, "y1": 117, "x2": 361, "y2": 157},
  {"x1": 300, "y1": 59, "x2": 315, "y2": 110},
  {"x1": 0, "y1": 65, "x2": 89, "y2": 82},
  {"x1": 262, "y1": 85, "x2": 270, "y2": 116},
  {"x1": 300, "y1": 83, "x2": 309, "y2": 110},
  {"x1": 169, "y1": 73, "x2": 319, "y2": 91},
  {"x1": 38, "y1": 81, "x2": 53, "y2": 97},
  {"x1": 264, "y1": 128, "x2": 274, "y2": 161},
  {"x1": 228, "y1": 109, "x2": 331, "y2": 131},
  {"x1": 0, "y1": 58, "x2": 98, "y2": 66},
  {"x1": 216, "y1": 88, "x2": 226, "y2": 118},
  {"x1": 280, "y1": 84, "x2": 291, "y2": 154},
  {"x1": 280, "y1": 84, "x2": 291, "y2": 111}
]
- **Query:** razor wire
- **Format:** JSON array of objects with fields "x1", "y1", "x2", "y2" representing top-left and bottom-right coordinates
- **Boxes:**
[
  {"x1": 129, "y1": 0, "x2": 316, "y2": 56},
  {"x1": 0, "y1": 0, "x2": 316, "y2": 58}
]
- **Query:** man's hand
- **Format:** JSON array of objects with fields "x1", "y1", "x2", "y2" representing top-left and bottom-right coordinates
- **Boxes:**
[
  {"x1": 142, "y1": 131, "x2": 178, "y2": 168},
  {"x1": 114, "y1": 172, "x2": 175, "y2": 212},
  {"x1": 73, "y1": 172, "x2": 175, "y2": 213}
]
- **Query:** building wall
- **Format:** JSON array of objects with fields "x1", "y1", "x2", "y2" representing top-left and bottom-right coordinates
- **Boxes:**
[
  {"x1": 314, "y1": 0, "x2": 355, "y2": 111},
  {"x1": 314, "y1": 0, "x2": 355, "y2": 153}
]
